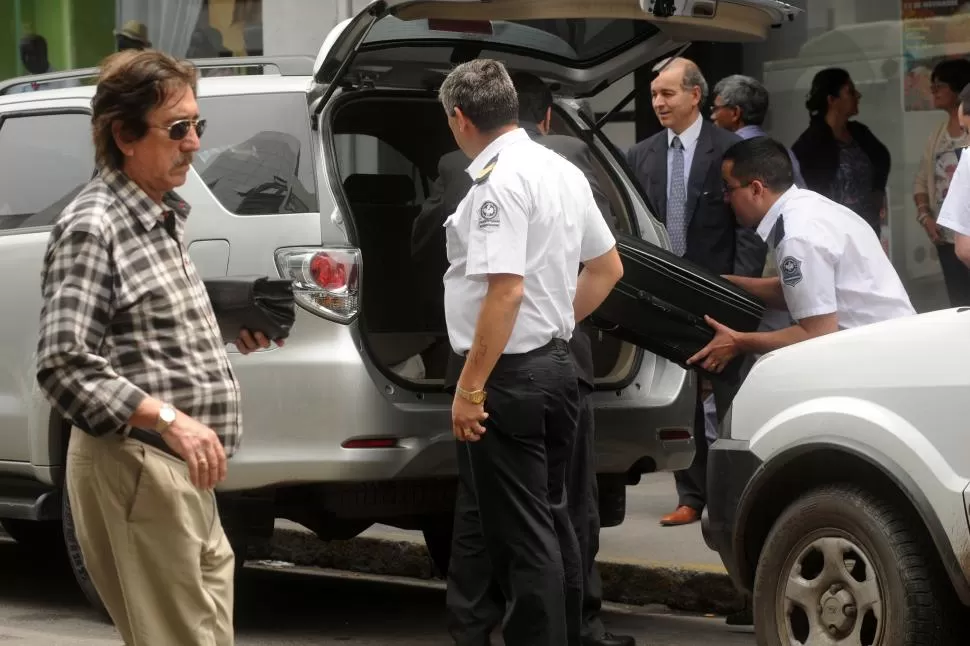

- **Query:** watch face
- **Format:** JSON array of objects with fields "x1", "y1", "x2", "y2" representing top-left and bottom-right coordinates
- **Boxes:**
[{"x1": 160, "y1": 406, "x2": 176, "y2": 423}]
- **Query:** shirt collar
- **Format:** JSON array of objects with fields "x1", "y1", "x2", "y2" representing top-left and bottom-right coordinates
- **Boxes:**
[
  {"x1": 757, "y1": 185, "x2": 799, "y2": 242},
  {"x1": 736, "y1": 124, "x2": 767, "y2": 140},
  {"x1": 466, "y1": 127, "x2": 529, "y2": 180},
  {"x1": 667, "y1": 112, "x2": 703, "y2": 149},
  {"x1": 100, "y1": 167, "x2": 191, "y2": 235}
]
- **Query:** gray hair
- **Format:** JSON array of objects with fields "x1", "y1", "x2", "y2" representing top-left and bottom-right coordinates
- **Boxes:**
[
  {"x1": 653, "y1": 56, "x2": 709, "y2": 105},
  {"x1": 439, "y1": 59, "x2": 518, "y2": 132},
  {"x1": 713, "y1": 74, "x2": 770, "y2": 126}
]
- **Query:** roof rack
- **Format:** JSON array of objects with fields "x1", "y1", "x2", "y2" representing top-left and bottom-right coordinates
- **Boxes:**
[{"x1": 0, "y1": 55, "x2": 315, "y2": 96}]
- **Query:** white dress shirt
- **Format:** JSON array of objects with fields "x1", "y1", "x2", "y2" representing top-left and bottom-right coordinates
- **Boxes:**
[
  {"x1": 443, "y1": 128, "x2": 616, "y2": 355},
  {"x1": 756, "y1": 187, "x2": 915, "y2": 327},
  {"x1": 937, "y1": 146, "x2": 970, "y2": 236},
  {"x1": 666, "y1": 113, "x2": 703, "y2": 201}
]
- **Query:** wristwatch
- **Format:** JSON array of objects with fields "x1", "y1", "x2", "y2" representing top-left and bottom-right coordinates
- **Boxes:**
[
  {"x1": 456, "y1": 386, "x2": 486, "y2": 405},
  {"x1": 155, "y1": 403, "x2": 177, "y2": 433}
]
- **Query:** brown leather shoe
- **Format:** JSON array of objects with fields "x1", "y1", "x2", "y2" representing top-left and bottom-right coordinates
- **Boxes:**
[{"x1": 660, "y1": 505, "x2": 700, "y2": 526}]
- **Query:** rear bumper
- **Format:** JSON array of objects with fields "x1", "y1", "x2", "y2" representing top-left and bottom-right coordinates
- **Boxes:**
[{"x1": 702, "y1": 438, "x2": 762, "y2": 591}]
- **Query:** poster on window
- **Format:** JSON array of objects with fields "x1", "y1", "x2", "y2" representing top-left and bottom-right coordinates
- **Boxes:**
[{"x1": 903, "y1": 0, "x2": 970, "y2": 111}]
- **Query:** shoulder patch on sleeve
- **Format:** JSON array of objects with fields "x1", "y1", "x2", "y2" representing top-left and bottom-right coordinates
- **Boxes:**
[
  {"x1": 473, "y1": 154, "x2": 500, "y2": 185},
  {"x1": 478, "y1": 200, "x2": 500, "y2": 230},
  {"x1": 780, "y1": 255, "x2": 803, "y2": 287}
]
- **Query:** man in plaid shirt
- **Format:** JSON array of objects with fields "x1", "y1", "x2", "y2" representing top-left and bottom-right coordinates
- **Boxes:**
[{"x1": 35, "y1": 50, "x2": 276, "y2": 645}]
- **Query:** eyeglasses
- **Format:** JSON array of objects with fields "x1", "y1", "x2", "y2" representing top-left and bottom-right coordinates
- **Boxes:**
[
  {"x1": 722, "y1": 181, "x2": 752, "y2": 199},
  {"x1": 153, "y1": 118, "x2": 207, "y2": 141}
]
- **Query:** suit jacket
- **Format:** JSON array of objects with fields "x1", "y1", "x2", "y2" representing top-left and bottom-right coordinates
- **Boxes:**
[
  {"x1": 625, "y1": 119, "x2": 766, "y2": 277},
  {"x1": 412, "y1": 125, "x2": 613, "y2": 388}
]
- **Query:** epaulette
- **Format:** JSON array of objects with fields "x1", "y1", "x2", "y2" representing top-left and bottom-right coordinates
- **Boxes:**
[
  {"x1": 474, "y1": 153, "x2": 500, "y2": 185},
  {"x1": 772, "y1": 214, "x2": 786, "y2": 247}
]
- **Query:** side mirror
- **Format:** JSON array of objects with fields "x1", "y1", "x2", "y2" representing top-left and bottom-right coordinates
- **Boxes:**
[{"x1": 640, "y1": 0, "x2": 719, "y2": 19}]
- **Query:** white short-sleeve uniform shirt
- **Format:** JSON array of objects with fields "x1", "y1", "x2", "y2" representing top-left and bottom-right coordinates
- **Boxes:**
[
  {"x1": 756, "y1": 187, "x2": 915, "y2": 327},
  {"x1": 443, "y1": 128, "x2": 616, "y2": 355},
  {"x1": 937, "y1": 147, "x2": 970, "y2": 236}
]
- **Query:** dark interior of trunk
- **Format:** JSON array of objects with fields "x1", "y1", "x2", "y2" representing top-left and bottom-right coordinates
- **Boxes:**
[{"x1": 327, "y1": 90, "x2": 638, "y2": 388}]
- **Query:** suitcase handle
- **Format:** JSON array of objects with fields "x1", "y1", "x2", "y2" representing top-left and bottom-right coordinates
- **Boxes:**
[{"x1": 635, "y1": 289, "x2": 711, "y2": 336}]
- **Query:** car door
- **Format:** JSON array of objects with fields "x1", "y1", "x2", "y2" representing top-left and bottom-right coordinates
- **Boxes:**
[
  {"x1": 0, "y1": 100, "x2": 95, "y2": 465},
  {"x1": 310, "y1": 0, "x2": 798, "y2": 373}
]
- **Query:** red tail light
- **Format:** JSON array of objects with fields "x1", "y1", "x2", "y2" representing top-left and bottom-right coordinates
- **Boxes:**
[
  {"x1": 275, "y1": 247, "x2": 361, "y2": 324},
  {"x1": 310, "y1": 252, "x2": 348, "y2": 290}
]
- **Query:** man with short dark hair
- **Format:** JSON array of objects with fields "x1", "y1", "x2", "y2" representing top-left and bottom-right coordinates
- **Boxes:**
[
  {"x1": 415, "y1": 70, "x2": 633, "y2": 646},
  {"x1": 35, "y1": 49, "x2": 275, "y2": 645},
  {"x1": 687, "y1": 136, "x2": 915, "y2": 372},
  {"x1": 437, "y1": 58, "x2": 623, "y2": 646}
]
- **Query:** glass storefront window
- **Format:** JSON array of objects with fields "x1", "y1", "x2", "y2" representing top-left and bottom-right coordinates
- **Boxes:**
[
  {"x1": 1, "y1": 0, "x2": 263, "y2": 88},
  {"x1": 745, "y1": 0, "x2": 970, "y2": 312}
]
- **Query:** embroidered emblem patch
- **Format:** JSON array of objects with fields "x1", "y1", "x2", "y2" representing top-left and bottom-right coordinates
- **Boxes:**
[
  {"x1": 780, "y1": 256, "x2": 803, "y2": 287},
  {"x1": 478, "y1": 200, "x2": 500, "y2": 230}
]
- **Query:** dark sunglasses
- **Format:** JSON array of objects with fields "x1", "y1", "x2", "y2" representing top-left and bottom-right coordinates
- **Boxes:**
[{"x1": 154, "y1": 118, "x2": 207, "y2": 141}]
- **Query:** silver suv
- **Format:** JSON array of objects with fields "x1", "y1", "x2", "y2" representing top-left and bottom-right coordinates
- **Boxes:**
[{"x1": 0, "y1": 0, "x2": 797, "y2": 610}]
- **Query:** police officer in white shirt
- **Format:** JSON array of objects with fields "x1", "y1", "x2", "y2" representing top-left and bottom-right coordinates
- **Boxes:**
[
  {"x1": 437, "y1": 59, "x2": 623, "y2": 646},
  {"x1": 687, "y1": 136, "x2": 915, "y2": 372}
]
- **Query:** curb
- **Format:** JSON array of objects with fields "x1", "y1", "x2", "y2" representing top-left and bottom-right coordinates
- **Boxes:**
[{"x1": 250, "y1": 529, "x2": 745, "y2": 616}]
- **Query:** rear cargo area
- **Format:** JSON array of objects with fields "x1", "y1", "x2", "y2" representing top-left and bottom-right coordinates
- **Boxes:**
[{"x1": 326, "y1": 91, "x2": 638, "y2": 389}]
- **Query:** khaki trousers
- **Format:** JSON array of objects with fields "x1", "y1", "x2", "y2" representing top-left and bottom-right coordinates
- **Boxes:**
[{"x1": 66, "y1": 427, "x2": 235, "y2": 646}]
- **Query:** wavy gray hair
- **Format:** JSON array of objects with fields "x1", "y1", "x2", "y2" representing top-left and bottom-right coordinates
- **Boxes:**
[
  {"x1": 713, "y1": 74, "x2": 770, "y2": 126},
  {"x1": 439, "y1": 58, "x2": 518, "y2": 132}
]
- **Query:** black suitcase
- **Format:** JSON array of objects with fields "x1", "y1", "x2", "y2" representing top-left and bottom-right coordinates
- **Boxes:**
[{"x1": 590, "y1": 231, "x2": 765, "y2": 375}]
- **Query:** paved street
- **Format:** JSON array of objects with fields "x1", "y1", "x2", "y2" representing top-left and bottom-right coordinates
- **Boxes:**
[{"x1": 0, "y1": 534, "x2": 753, "y2": 645}]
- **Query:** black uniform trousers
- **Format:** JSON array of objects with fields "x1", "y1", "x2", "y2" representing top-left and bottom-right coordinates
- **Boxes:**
[{"x1": 445, "y1": 339, "x2": 583, "y2": 646}]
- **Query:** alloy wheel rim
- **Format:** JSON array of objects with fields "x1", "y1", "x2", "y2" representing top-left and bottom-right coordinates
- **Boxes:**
[{"x1": 775, "y1": 530, "x2": 885, "y2": 645}]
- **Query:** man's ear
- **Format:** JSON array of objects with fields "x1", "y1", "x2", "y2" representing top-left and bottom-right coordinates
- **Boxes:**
[
  {"x1": 541, "y1": 106, "x2": 553, "y2": 134},
  {"x1": 111, "y1": 120, "x2": 134, "y2": 157}
]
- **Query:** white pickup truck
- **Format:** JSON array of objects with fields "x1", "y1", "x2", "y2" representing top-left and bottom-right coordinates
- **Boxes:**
[{"x1": 703, "y1": 307, "x2": 970, "y2": 645}]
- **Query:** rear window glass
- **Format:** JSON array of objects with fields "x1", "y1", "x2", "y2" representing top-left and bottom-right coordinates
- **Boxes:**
[
  {"x1": 194, "y1": 93, "x2": 318, "y2": 215},
  {"x1": 0, "y1": 112, "x2": 94, "y2": 230},
  {"x1": 361, "y1": 17, "x2": 659, "y2": 66}
]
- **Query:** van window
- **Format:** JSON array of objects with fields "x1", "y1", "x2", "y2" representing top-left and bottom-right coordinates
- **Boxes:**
[
  {"x1": 194, "y1": 93, "x2": 318, "y2": 215},
  {"x1": 0, "y1": 112, "x2": 94, "y2": 230}
]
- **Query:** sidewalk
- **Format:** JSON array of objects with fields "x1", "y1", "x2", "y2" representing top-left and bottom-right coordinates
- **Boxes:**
[
  {"x1": 356, "y1": 472, "x2": 724, "y2": 571},
  {"x1": 261, "y1": 473, "x2": 744, "y2": 615}
]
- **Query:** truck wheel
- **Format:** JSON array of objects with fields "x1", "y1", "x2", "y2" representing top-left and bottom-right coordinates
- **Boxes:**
[
  {"x1": 61, "y1": 486, "x2": 111, "y2": 622},
  {"x1": 753, "y1": 485, "x2": 951, "y2": 646}
]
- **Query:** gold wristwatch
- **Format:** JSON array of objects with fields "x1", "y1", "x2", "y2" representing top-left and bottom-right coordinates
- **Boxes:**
[{"x1": 456, "y1": 386, "x2": 486, "y2": 405}]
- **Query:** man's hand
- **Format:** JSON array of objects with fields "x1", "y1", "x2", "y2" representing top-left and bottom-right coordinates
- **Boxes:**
[
  {"x1": 687, "y1": 315, "x2": 742, "y2": 374},
  {"x1": 921, "y1": 216, "x2": 943, "y2": 245},
  {"x1": 452, "y1": 395, "x2": 488, "y2": 443},
  {"x1": 160, "y1": 413, "x2": 227, "y2": 490},
  {"x1": 235, "y1": 328, "x2": 283, "y2": 355}
]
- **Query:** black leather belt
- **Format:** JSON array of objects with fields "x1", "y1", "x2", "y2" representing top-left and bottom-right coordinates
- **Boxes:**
[{"x1": 127, "y1": 427, "x2": 182, "y2": 460}]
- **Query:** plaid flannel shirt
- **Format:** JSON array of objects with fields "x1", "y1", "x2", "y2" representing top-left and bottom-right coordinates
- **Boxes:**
[{"x1": 36, "y1": 169, "x2": 243, "y2": 455}]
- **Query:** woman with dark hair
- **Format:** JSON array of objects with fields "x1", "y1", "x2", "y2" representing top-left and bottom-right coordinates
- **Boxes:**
[
  {"x1": 791, "y1": 68, "x2": 891, "y2": 236},
  {"x1": 913, "y1": 58, "x2": 970, "y2": 307}
]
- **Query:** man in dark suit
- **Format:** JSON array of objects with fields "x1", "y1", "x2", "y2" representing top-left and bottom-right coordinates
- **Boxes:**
[
  {"x1": 625, "y1": 57, "x2": 767, "y2": 527},
  {"x1": 413, "y1": 71, "x2": 634, "y2": 646}
]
